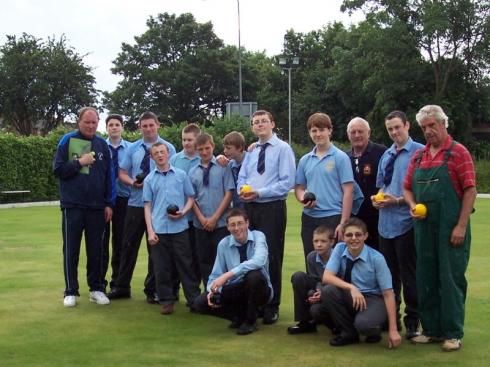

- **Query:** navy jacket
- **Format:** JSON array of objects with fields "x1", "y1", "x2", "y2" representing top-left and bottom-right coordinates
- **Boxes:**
[{"x1": 53, "y1": 131, "x2": 115, "y2": 209}]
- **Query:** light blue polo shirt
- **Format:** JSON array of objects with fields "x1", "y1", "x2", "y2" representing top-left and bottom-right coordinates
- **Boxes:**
[
  {"x1": 106, "y1": 138, "x2": 132, "y2": 198},
  {"x1": 142, "y1": 165, "x2": 194, "y2": 234},
  {"x1": 120, "y1": 137, "x2": 176, "y2": 207},
  {"x1": 296, "y1": 144, "x2": 354, "y2": 218},
  {"x1": 169, "y1": 150, "x2": 200, "y2": 173},
  {"x1": 376, "y1": 137, "x2": 424, "y2": 238},
  {"x1": 326, "y1": 242, "x2": 392, "y2": 294},
  {"x1": 189, "y1": 157, "x2": 235, "y2": 229},
  {"x1": 237, "y1": 134, "x2": 296, "y2": 203}
]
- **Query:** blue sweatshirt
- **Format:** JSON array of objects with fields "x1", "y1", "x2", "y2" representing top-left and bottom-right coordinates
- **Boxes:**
[{"x1": 53, "y1": 131, "x2": 115, "y2": 209}]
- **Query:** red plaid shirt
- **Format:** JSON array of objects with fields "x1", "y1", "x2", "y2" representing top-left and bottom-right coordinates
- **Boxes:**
[{"x1": 404, "y1": 136, "x2": 476, "y2": 199}]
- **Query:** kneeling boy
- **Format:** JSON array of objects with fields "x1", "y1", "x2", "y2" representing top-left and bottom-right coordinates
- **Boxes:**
[
  {"x1": 287, "y1": 225, "x2": 336, "y2": 334},
  {"x1": 322, "y1": 218, "x2": 401, "y2": 348},
  {"x1": 193, "y1": 208, "x2": 272, "y2": 335}
]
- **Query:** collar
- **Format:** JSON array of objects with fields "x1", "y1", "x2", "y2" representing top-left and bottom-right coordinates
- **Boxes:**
[
  {"x1": 153, "y1": 165, "x2": 175, "y2": 175},
  {"x1": 227, "y1": 230, "x2": 254, "y2": 248},
  {"x1": 199, "y1": 156, "x2": 217, "y2": 168},
  {"x1": 388, "y1": 137, "x2": 414, "y2": 154},
  {"x1": 423, "y1": 135, "x2": 453, "y2": 154},
  {"x1": 257, "y1": 133, "x2": 279, "y2": 147},
  {"x1": 341, "y1": 243, "x2": 368, "y2": 262},
  {"x1": 310, "y1": 144, "x2": 335, "y2": 158},
  {"x1": 106, "y1": 137, "x2": 127, "y2": 149},
  {"x1": 315, "y1": 252, "x2": 329, "y2": 267}
]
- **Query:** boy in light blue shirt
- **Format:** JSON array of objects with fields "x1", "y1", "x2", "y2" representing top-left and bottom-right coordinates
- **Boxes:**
[
  {"x1": 143, "y1": 142, "x2": 200, "y2": 315},
  {"x1": 295, "y1": 112, "x2": 359, "y2": 262},
  {"x1": 236, "y1": 109, "x2": 296, "y2": 324},
  {"x1": 322, "y1": 218, "x2": 401, "y2": 348},
  {"x1": 193, "y1": 208, "x2": 272, "y2": 335},
  {"x1": 189, "y1": 133, "x2": 234, "y2": 288}
]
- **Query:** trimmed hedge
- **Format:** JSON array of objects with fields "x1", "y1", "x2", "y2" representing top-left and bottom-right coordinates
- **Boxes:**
[{"x1": 1, "y1": 117, "x2": 489, "y2": 203}]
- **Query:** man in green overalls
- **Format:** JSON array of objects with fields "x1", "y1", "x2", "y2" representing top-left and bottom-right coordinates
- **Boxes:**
[{"x1": 403, "y1": 105, "x2": 477, "y2": 352}]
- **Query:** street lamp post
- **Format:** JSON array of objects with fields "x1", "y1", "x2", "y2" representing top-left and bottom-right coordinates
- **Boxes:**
[
  {"x1": 279, "y1": 56, "x2": 300, "y2": 145},
  {"x1": 237, "y1": 0, "x2": 243, "y2": 113}
]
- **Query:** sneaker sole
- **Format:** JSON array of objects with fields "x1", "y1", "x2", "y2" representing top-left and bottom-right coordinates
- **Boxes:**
[{"x1": 89, "y1": 297, "x2": 110, "y2": 305}]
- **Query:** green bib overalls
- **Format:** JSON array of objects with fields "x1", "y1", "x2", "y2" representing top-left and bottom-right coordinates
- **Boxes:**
[{"x1": 412, "y1": 143, "x2": 471, "y2": 339}]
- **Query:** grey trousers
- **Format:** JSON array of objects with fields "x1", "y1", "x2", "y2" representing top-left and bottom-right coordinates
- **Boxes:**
[{"x1": 322, "y1": 284, "x2": 387, "y2": 338}]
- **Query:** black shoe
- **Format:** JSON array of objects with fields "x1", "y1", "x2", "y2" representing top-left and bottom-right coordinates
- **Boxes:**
[
  {"x1": 107, "y1": 288, "x2": 131, "y2": 300},
  {"x1": 329, "y1": 335, "x2": 359, "y2": 347},
  {"x1": 406, "y1": 325, "x2": 421, "y2": 340},
  {"x1": 237, "y1": 322, "x2": 258, "y2": 335},
  {"x1": 365, "y1": 335, "x2": 382, "y2": 343},
  {"x1": 263, "y1": 308, "x2": 279, "y2": 325},
  {"x1": 228, "y1": 317, "x2": 243, "y2": 329},
  {"x1": 287, "y1": 322, "x2": 317, "y2": 335},
  {"x1": 146, "y1": 294, "x2": 159, "y2": 304}
]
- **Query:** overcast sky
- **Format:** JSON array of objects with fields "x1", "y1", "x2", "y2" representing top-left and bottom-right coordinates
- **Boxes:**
[{"x1": 3, "y1": 0, "x2": 363, "y2": 93}]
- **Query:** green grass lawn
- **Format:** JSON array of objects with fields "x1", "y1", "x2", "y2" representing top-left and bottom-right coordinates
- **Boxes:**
[{"x1": 0, "y1": 196, "x2": 489, "y2": 367}]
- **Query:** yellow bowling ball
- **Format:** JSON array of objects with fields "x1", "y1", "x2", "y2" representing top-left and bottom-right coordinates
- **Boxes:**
[
  {"x1": 241, "y1": 184, "x2": 252, "y2": 194},
  {"x1": 412, "y1": 203, "x2": 427, "y2": 217},
  {"x1": 373, "y1": 191, "x2": 385, "y2": 202}
]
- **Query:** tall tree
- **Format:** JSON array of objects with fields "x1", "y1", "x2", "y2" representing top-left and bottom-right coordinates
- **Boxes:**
[
  {"x1": 341, "y1": 0, "x2": 490, "y2": 102},
  {"x1": 103, "y1": 13, "x2": 238, "y2": 129},
  {"x1": 0, "y1": 34, "x2": 97, "y2": 135}
]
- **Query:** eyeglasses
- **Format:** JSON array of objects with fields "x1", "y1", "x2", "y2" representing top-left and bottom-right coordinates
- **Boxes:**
[{"x1": 344, "y1": 232, "x2": 364, "y2": 238}]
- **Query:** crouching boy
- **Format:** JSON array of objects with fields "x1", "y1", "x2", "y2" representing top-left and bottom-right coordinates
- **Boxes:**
[
  {"x1": 287, "y1": 226, "x2": 336, "y2": 335},
  {"x1": 193, "y1": 208, "x2": 273, "y2": 335},
  {"x1": 143, "y1": 142, "x2": 201, "y2": 315},
  {"x1": 322, "y1": 217, "x2": 401, "y2": 348}
]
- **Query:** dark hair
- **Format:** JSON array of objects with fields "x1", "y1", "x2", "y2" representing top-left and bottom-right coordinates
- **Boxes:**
[
  {"x1": 183, "y1": 123, "x2": 201, "y2": 135},
  {"x1": 385, "y1": 110, "x2": 408, "y2": 125},
  {"x1": 222, "y1": 131, "x2": 246, "y2": 151},
  {"x1": 342, "y1": 217, "x2": 367, "y2": 233},
  {"x1": 105, "y1": 114, "x2": 124, "y2": 125},
  {"x1": 77, "y1": 107, "x2": 99, "y2": 121},
  {"x1": 195, "y1": 132, "x2": 214, "y2": 147},
  {"x1": 313, "y1": 225, "x2": 334, "y2": 237},
  {"x1": 226, "y1": 208, "x2": 249, "y2": 223},
  {"x1": 251, "y1": 110, "x2": 274, "y2": 124},
  {"x1": 307, "y1": 112, "x2": 333, "y2": 130},
  {"x1": 139, "y1": 111, "x2": 159, "y2": 124}
]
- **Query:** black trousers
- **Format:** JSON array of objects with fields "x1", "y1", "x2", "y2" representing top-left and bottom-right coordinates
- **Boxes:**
[
  {"x1": 244, "y1": 200, "x2": 286, "y2": 309},
  {"x1": 152, "y1": 231, "x2": 201, "y2": 305},
  {"x1": 323, "y1": 285, "x2": 387, "y2": 338},
  {"x1": 193, "y1": 270, "x2": 271, "y2": 323},
  {"x1": 61, "y1": 208, "x2": 106, "y2": 296},
  {"x1": 300, "y1": 213, "x2": 341, "y2": 262},
  {"x1": 290, "y1": 271, "x2": 334, "y2": 328},
  {"x1": 101, "y1": 196, "x2": 128, "y2": 290},
  {"x1": 194, "y1": 227, "x2": 229, "y2": 289},
  {"x1": 379, "y1": 228, "x2": 419, "y2": 328},
  {"x1": 114, "y1": 206, "x2": 155, "y2": 297}
]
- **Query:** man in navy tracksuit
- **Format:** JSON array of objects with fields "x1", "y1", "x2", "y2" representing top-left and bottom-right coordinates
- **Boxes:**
[{"x1": 53, "y1": 107, "x2": 115, "y2": 307}]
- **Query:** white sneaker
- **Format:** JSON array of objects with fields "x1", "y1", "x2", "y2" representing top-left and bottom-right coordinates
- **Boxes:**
[
  {"x1": 63, "y1": 295, "x2": 77, "y2": 307},
  {"x1": 89, "y1": 291, "x2": 110, "y2": 305}
]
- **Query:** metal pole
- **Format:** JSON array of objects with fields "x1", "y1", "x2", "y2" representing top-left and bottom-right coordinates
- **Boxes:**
[
  {"x1": 288, "y1": 67, "x2": 292, "y2": 145},
  {"x1": 237, "y1": 0, "x2": 243, "y2": 112}
]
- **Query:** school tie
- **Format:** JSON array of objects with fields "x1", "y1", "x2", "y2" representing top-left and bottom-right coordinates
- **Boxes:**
[
  {"x1": 237, "y1": 242, "x2": 249, "y2": 263},
  {"x1": 383, "y1": 149, "x2": 401, "y2": 187},
  {"x1": 201, "y1": 163, "x2": 212, "y2": 186},
  {"x1": 257, "y1": 143, "x2": 269, "y2": 175},
  {"x1": 109, "y1": 145, "x2": 119, "y2": 177},
  {"x1": 231, "y1": 165, "x2": 240, "y2": 183},
  {"x1": 343, "y1": 258, "x2": 360, "y2": 284},
  {"x1": 140, "y1": 144, "x2": 151, "y2": 177}
]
